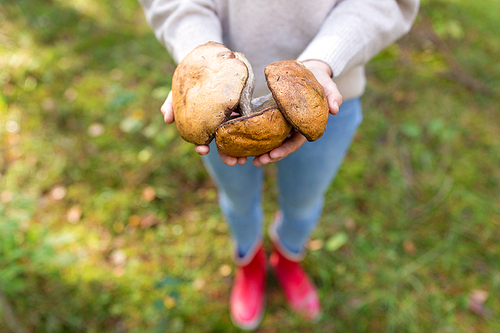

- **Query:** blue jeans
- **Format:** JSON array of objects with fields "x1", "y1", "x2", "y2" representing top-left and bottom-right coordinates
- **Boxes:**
[{"x1": 202, "y1": 98, "x2": 363, "y2": 258}]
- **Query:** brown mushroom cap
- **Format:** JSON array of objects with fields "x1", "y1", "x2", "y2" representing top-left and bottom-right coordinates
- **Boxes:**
[
  {"x1": 215, "y1": 106, "x2": 292, "y2": 157},
  {"x1": 172, "y1": 42, "x2": 249, "y2": 145},
  {"x1": 265, "y1": 60, "x2": 329, "y2": 141}
]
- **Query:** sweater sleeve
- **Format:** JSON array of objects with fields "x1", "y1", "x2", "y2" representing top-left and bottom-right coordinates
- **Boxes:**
[
  {"x1": 297, "y1": 0, "x2": 420, "y2": 78},
  {"x1": 138, "y1": 0, "x2": 223, "y2": 63}
]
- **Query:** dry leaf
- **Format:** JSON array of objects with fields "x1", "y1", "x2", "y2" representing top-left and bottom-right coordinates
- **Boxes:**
[
  {"x1": 403, "y1": 239, "x2": 416, "y2": 254},
  {"x1": 128, "y1": 215, "x2": 141, "y2": 227},
  {"x1": 468, "y1": 289, "x2": 491, "y2": 317},
  {"x1": 219, "y1": 264, "x2": 232, "y2": 277},
  {"x1": 50, "y1": 185, "x2": 67, "y2": 200},
  {"x1": 344, "y1": 218, "x2": 356, "y2": 230},
  {"x1": 193, "y1": 278, "x2": 206, "y2": 291},
  {"x1": 307, "y1": 239, "x2": 324, "y2": 251},
  {"x1": 88, "y1": 123, "x2": 105, "y2": 137},
  {"x1": 142, "y1": 186, "x2": 156, "y2": 202},
  {"x1": 67, "y1": 205, "x2": 82, "y2": 223},
  {"x1": 140, "y1": 214, "x2": 159, "y2": 229},
  {"x1": 110, "y1": 249, "x2": 127, "y2": 267}
]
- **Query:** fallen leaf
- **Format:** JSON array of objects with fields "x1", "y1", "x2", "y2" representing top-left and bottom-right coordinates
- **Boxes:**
[
  {"x1": 193, "y1": 278, "x2": 206, "y2": 291},
  {"x1": 219, "y1": 264, "x2": 232, "y2": 277},
  {"x1": 128, "y1": 215, "x2": 141, "y2": 227},
  {"x1": 307, "y1": 239, "x2": 324, "y2": 251},
  {"x1": 140, "y1": 214, "x2": 159, "y2": 229},
  {"x1": 403, "y1": 239, "x2": 416, "y2": 254},
  {"x1": 110, "y1": 249, "x2": 127, "y2": 267},
  {"x1": 325, "y1": 232, "x2": 348, "y2": 252},
  {"x1": 88, "y1": 123, "x2": 105, "y2": 137},
  {"x1": 344, "y1": 218, "x2": 356, "y2": 230},
  {"x1": 67, "y1": 205, "x2": 82, "y2": 223},
  {"x1": 468, "y1": 289, "x2": 491, "y2": 317},
  {"x1": 50, "y1": 185, "x2": 67, "y2": 200},
  {"x1": 142, "y1": 186, "x2": 156, "y2": 202}
]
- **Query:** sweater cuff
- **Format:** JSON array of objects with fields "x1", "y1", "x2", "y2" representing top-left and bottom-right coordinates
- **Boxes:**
[{"x1": 297, "y1": 31, "x2": 365, "y2": 79}]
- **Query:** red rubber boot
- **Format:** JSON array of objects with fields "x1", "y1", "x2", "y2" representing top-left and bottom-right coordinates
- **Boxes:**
[
  {"x1": 230, "y1": 245, "x2": 267, "y2": 330},
  {"x1": 269, "y1": 244, "x2": 321, "y2": 321}
]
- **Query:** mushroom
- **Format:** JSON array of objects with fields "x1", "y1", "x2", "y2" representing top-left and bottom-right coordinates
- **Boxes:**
[
  {"x1": 172, "y1": 42, "x2": 329, "y2": 157},
  {"x1": 172, "y1": 42, "x2": 248, "y2": 145},
  {"x1": 265, "y1": 60, "x2": 329, "y2": 142}
]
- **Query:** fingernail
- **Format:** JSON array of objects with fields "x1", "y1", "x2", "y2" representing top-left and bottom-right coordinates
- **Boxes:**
[{"x1": 333, "y1": 101, "x2": 339, "y2": 113}]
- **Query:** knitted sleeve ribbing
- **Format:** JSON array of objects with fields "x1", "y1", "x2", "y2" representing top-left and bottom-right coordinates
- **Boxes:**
[{"x1": 297, "y1": 0, "x2": 420, "y2": 78}]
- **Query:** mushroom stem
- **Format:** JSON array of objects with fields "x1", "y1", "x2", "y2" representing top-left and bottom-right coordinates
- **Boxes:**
[
  {"x1": 234, "y1": 52, "x2": 255, "y2": 116},
  {"x1": 251, "y1": 94, "x2": 276, "y2": 113},
  {"x1": 234, "y1": 53, "x2": 277, "y2": 115}
]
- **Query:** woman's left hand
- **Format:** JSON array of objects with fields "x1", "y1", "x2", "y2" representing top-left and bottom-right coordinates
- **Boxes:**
[{"x1": 252, "y1": 59, "x2": 343, "y2": 167}]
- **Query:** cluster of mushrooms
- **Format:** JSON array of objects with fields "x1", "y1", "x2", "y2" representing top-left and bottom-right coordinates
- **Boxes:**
[{"x1": 172, "y1": 42, "x2": 329, "y2": 157}]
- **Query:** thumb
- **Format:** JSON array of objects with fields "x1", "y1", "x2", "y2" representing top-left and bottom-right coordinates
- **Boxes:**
[{"x1": 161, "y1": 91, "x2": 175, "y2": 123}]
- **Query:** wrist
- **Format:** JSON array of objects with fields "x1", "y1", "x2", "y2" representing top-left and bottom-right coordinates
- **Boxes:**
[{"x1": 301, "y1": 59, "x2": 333, "y2": 78}]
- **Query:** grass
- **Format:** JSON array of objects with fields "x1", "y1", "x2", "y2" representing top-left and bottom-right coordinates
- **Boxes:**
[{"x1": 1, "y1": 0, "x2": 499, "y2": 332}]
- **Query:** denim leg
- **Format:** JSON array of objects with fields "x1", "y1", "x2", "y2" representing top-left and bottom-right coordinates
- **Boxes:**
[
  {"x1": 275, "y1": 98, "x2": 363, "y2": 255},
  {"x1": 201, "y1": 143, "x2": 264, "y2": 258}
]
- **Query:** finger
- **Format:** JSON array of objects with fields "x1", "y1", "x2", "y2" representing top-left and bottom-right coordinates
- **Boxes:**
[
  {"x1": 256, "y1": 153, "x2": 272, "y2": 166},
  {"x1": 269, "y1": 132, "x2": 306, "y2": 159},
  {"x1": 302, "y1": 60, "x2": 343, "y2": 115},
  {"x1": 160, "y1": 91, "x2": 172, "y2": 115},
  {"x1": 253, "y1": 157, "x2": 262, "y2": 167},
  {"x1": 195, "y1": 145, "x2": 210, "y2": 155},
  {"x1": 252, "y1": 132, "x2": 306, "y2": 166},
  {"x1": 161, "y1": 91, "x2": 175, "y2": 123},
  {"x1": 323, "y1": 81, "x2": 343, "y2": 115},
  {"x1": 236, "y1": 156, "x2": 247, "y2": 165},
  {"x1": 221, "y1": 154, "x2": 237, "y2": 166},
  {"x1": 216, "y1": 147, "x2": 238, "y2": 166},
  {"x1": 269, "y1": 142, "x2": 292, "y2": 160}
]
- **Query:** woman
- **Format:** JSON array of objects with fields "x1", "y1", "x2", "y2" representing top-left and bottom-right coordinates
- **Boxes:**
[{"x1": 138, "y1": 0, "x2": 419, "y2": 329}]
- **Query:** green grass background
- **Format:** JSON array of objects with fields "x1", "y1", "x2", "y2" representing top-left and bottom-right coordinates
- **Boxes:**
[{"x1": 1, "y1": 0, "x2": 499, "y2": 332}]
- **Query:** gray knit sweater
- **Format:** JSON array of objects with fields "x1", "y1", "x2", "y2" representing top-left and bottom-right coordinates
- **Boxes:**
[{"x1": 139, "y1": 0, "x2": 419, "y2": 100}]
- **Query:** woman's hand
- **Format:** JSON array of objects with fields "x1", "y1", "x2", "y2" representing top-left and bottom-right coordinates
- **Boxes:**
[
  {"x1": 252, "y1": 129, "x2": 306, "y2": 167},
  {"x1": 252, "y1": 59, "x2": 343, "y2": 167},
  {"x1": 301, "y1": 59, "x2": 343, "y2": 115}
]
